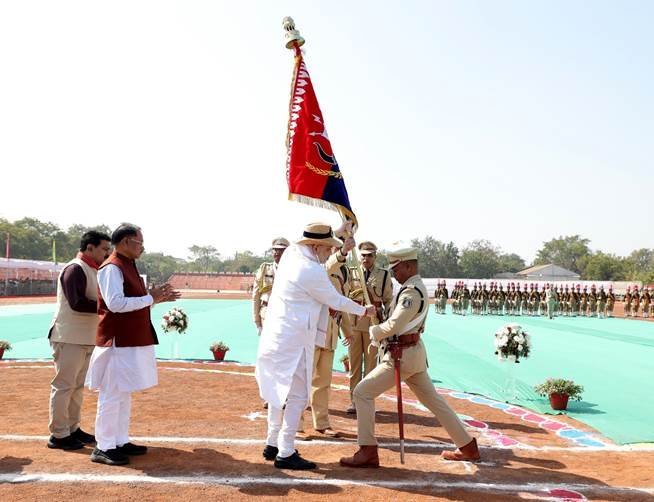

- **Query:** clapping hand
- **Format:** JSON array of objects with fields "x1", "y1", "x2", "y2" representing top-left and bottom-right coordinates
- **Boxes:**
[{"x1": 150, "y1": 283, "x2": 181, "y2": 304}]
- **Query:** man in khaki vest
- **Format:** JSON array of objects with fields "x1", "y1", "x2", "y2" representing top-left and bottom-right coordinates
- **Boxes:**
[
  {"x1": 47, "y1": 231, "x2": 111, "y2": 450},
  {"x1": 339, "y1": 247, "x2": 479, "y2": 468},
  {"x1": 253, "y1": 237, "x2": 290, "y2": 335},
  {"x1": 345, "y1": 241, "x2": 393, "y2": 414},
  {"x1": 301, "y1": 236, "x2": 356, "y2": 437}
]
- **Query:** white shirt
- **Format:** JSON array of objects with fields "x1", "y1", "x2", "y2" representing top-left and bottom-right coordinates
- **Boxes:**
[{"x1": 85, "y1": 264, "x2": 158, "y2": 392}]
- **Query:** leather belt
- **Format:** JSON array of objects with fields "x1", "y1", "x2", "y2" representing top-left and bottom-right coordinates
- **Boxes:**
[{"x1": 392, "y1": 332, "x2": 420, "y2": 347}]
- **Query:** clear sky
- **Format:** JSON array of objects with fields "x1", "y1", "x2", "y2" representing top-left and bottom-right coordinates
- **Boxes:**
[{"x1": 1, "y1": 1, "x2": 652, "y2": 262}]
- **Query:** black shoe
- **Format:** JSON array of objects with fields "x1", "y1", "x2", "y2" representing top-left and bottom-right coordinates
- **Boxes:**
[
  {"x1": 47, "y1": 435, "x2": 85, "y2": 451},
  {"x1": 71, "y1": 428, "x2": 96, "y2": 445},
  {"x1": 274, "y1": 452, "x2": 317, "y2": 470},
  {"x1": 116, "y1": 442, "x2": 148, "y2": 456},
  {"x1": 90, "y1": 447, "x2": 129, "y2": 466},
  {"x1": 263, "y1": 445, "x2": 278, "y2": 461},
  {"x1": 263, "y1": 446, "x2": 297, "y2": 461}
]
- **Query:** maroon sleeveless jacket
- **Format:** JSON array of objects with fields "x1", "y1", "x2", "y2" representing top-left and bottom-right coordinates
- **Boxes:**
[{"x1": 96, "y1": 252, "x2": 158, "y2": 347}]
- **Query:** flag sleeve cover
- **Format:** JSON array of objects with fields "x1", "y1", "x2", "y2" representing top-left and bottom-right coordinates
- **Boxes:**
[{"x1": 286, "y1": 51, "x2": 357, "y2": 228}]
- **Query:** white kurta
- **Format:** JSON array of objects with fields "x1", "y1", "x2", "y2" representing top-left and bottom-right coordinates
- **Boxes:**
[
  {"x1": 255, "y1": 244, "x2": 366, "y2": 408},
  {"x1": 85, "y1": 264, "x2": 158, "y2": 393}
]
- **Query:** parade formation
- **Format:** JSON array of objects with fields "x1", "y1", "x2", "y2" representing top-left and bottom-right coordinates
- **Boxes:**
[{"x1": 438, "y1": 281, "x2": 634, "y2": 318}]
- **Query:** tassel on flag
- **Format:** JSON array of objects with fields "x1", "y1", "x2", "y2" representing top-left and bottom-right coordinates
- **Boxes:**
[{"x1": 284, "y1": 18, "x2": 357, "y2": 229}]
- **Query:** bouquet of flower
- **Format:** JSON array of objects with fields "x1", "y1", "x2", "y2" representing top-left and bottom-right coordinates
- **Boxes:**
[
  {"x1": 162, "y1": 308, "x2": 188, "y2": 334},
  {"x1": 494, "y1": 323, "x2": 530, "y2": 362}
]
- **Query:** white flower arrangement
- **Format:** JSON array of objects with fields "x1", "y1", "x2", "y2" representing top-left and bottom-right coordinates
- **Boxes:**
[
  {"x1": 162, "y1": 308, "x2": 188, "y2": 334},
  {"x1": 494, "y1": 323, "x2": 531, "y2": 363}
]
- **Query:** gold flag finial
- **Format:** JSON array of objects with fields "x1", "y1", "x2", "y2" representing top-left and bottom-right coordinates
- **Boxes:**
[{"x1": 282, "y1": 16, "x2": 305, "y2": 49}]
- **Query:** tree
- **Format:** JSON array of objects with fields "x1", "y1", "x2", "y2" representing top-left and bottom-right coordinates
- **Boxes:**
[
  {"x1": 497, "y1": 253, "x2": 526, "y2": 273},
  {"x1": 188, "y1": 245, "x2": 221, "y2": 272},
  {"x1": 534, "y1": 235, "x2": 591, "y2": 274},
  {"x1": 222, "y1": 250, "x2": 266, "y2": 274},
  {"x1": 410, "y1": 236, "x2": 461, "y2": 277},
  {"x1": 137, "y1": 252, "x2": 184, "y2": 284},
  {"x1": 459, "y1": 240, "x2": 501, "y2": 279},
  {"x1": 583, "y1": 252, "x2": 628, "y2": 281},
  {"x1": 625, "y1": 248, "x2": 654, "y2": 283}
]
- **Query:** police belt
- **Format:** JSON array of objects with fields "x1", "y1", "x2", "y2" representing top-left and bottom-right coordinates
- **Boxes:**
[{"x1": 387, "y1": 332, "x2": 420, "y2": 348}]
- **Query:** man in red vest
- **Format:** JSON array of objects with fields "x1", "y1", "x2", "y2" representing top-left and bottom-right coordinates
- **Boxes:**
[{"x1": 85, "y1": 223, "x2": 179, "y2": 466}]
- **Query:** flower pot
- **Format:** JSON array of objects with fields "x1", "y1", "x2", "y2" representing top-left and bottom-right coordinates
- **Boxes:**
[
  {"x1": 211, "y1": 349, "x2": 228, "y2": 361},
  {"x1": 549, "y1": 392, "x2": 569, "y2": 410},
  {"x1": 343, "y1": 360, "x2": 350, "y2": 373},
  {"x1": 0, "y1": 348, "x2": 4, "y2": 360}
]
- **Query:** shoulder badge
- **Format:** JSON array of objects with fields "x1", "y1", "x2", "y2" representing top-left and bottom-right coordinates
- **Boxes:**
[{"x1": 401, "y1": 296, "x2": 413, "y2": 308}]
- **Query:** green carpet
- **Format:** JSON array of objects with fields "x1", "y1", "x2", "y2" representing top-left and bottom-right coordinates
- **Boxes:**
[{"x1": 1, "y1": 300, "x2": 652, "y2": 444}]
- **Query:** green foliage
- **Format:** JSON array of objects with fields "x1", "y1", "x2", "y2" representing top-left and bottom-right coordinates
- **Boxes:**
[
  {"x1": 210, "y1": 341, "x2": 229, "y2": 351},
  {"x1": 534, "y1": 378, "x2": 584, "y2": 400},
  {"x1": 411, "y1": 236, "x2": 461, "y2": 277},
  {"x1": 497, "y1": 253, "x2": 526, "y2": 273},
  {"x1": 137, "y1": 253, "x2": 185, "y2": 285},
  {"x1": 625, "y1": 249, "x2": 654, "y2": 283},
  {"x1": 1, "y1": 218, "x2": 113, "y2": 263},
  {"x1": 222, "y1": 250, "x2": 267, "y2": 274},
  {"x1": 188, "y1": 245, "x2": 221, "y2": 273},
  {"x1": 459, "y1": 240, "x2": 501, "y2": 279},
  {"x1": 0, "y1": 340, "x2": 13, "y2": 351},
  {"x1": 583, "y1": 252, "x2": 628, "y2": 281},
  {"x1": 3, "y1": 216, "x2": 652, "y2": 284},
  {"x1": 534, "y1": 235, "x2": 591, "y2": 274}
]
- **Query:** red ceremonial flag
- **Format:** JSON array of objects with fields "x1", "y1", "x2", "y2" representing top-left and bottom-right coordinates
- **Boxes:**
[{"x1": 286, "y1": 44, "x2": 357, "y2": 228}]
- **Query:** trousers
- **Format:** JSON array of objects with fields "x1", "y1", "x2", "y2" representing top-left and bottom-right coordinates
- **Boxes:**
[
  {"x1": 265, "y1": 351, "x2": 308, "y2": 458},
  {"x1": 348, "y1": 329, "x2": 378, "y2": 401},
  {"x1": 353, "y1": 358, "x2": 471, "y2": 448},
  {"x1": 95, "y1": 382, "x2": 132, "y2": 451},
  {"x1": 49, "y1": 342, "x2": 94, "y2": 438}
]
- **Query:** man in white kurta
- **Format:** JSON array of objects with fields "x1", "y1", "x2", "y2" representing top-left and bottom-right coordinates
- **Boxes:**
[
  {"x1": 255, "y1": 223, "x2": 374, "y2": 470},
  {"x1": 85, "y1": 224, "x2": 178, "y2": 466}
]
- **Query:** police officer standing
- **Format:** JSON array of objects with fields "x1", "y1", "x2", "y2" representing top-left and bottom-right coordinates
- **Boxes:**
[{"x1": 345, "y1": 241, "x2": 393, "y2": 414}]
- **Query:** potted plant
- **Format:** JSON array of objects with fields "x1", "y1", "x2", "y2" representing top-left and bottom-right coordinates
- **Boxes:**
[
  {"x1": 339, "y1": 354, "x2": 350, "y2": 373},
  {"x1": 209, "y1": 341, "x2": 229, "y2": 361},
  {"x1": 534, "y1": 378, "x2": 584, "y2": 411},
  {"x1": 0, "y1": 340, "x2": 12, "y2": 360}
]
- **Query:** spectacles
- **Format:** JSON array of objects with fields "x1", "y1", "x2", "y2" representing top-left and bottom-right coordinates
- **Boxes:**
[{"x1": 129, "y1": 238, "x2": 144, "y2": 246}]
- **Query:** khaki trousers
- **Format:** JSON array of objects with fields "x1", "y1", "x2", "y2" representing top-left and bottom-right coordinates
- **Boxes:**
[
  {"x1": 310, "y1": 346, "x2": 335, "y2": 430},
  {"x1": 348, "y1": 329, "x2": 378, "y2": 402},
  {"x1": 49, "y1": 341, "x2": 95, "y2": 438},
  {"x1": 353, "y1": 359, "x2": 471, "y2": 448}
]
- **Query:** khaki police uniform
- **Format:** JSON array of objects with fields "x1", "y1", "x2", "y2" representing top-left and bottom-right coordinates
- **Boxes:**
[
  {"x1": 347, "y1": 257, "x2": 393, "y2": 404},
  {"x1": 353, "y1": 249, "x2": 471, "y2": 448},
  {"x1": 252, "y1": 237, "x2": 289, "y2": 331}
]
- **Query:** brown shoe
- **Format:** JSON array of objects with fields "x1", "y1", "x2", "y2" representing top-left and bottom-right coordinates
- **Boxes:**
[
  {"x1": 441, "y1": 438, "x2": 480, "y2": 462},
  {"x1": 339, "y1": 445, "x2": 379, "y2": 468},
  {"x1": 315, "y1": 428, "x2": 341, "y2": 438},
  {"x1": 295, "y1": 430, "x2": 311, "y2": 441}
]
